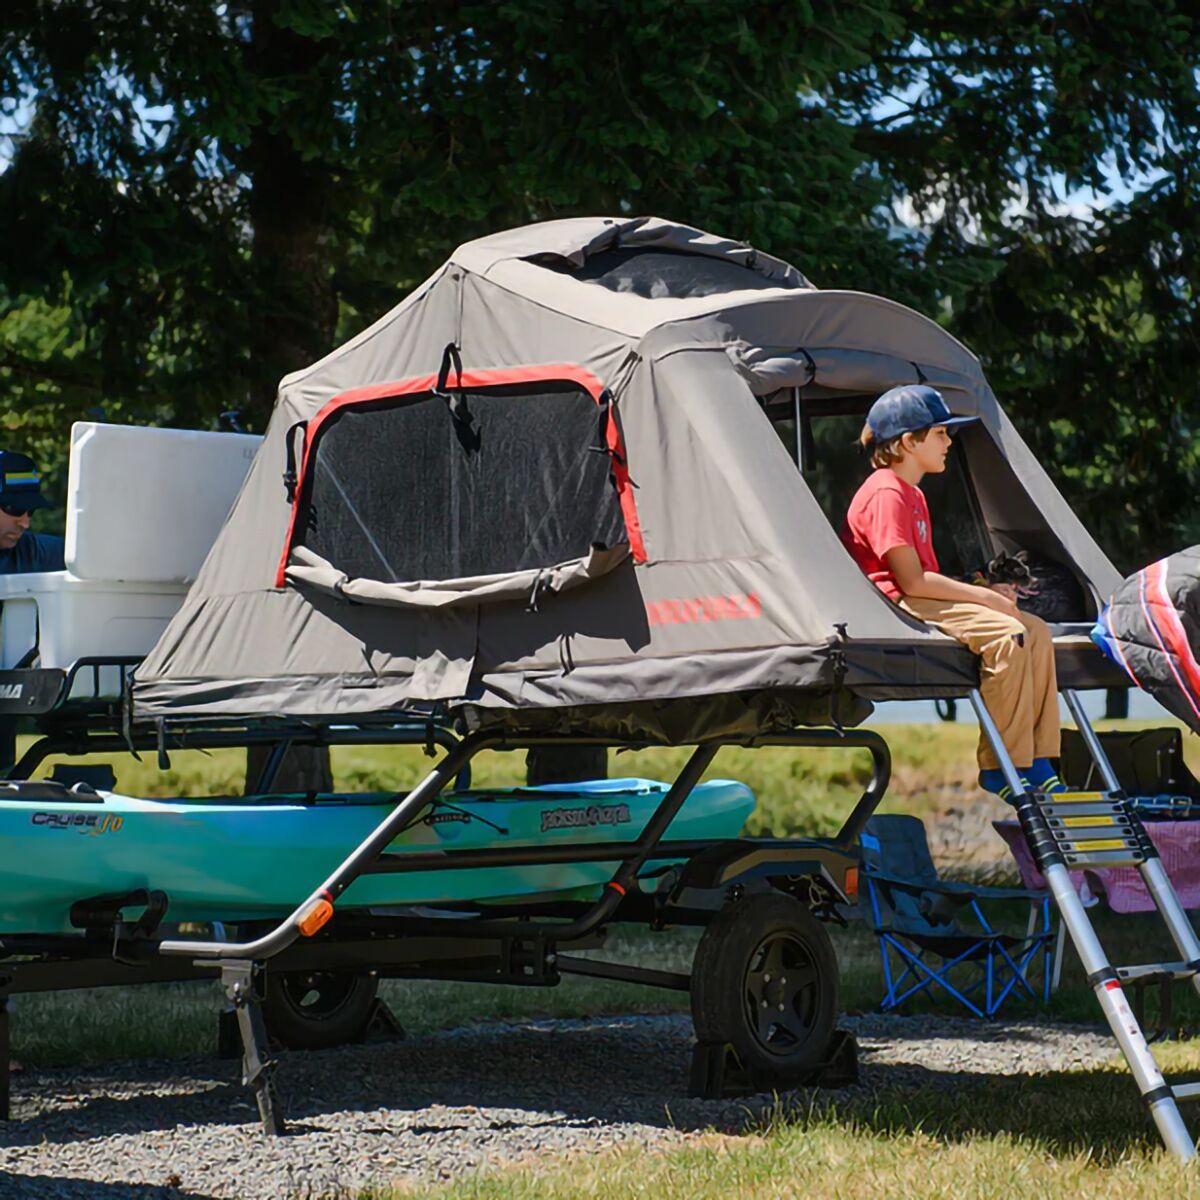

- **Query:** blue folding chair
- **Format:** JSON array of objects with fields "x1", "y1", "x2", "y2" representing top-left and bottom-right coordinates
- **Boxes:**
[{"x1": 860, "y1": 814, "x2": 1055, "y2": 1018}]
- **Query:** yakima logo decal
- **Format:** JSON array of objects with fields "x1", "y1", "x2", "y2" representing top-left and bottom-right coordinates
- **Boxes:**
[
  {"x1": 0, "y1": 684, "x2": 22, "y2": 700},
  {"x1": 646, "y1": 592, "x2": 761, "y2": 627},
  {"x1": 541, "y1": 803, "x2": 631, "y2": 833}
]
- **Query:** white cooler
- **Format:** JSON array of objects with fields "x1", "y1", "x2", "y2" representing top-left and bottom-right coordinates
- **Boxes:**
[{"x1": 0, "y1": 422, "x2": 261, "y2": 692}]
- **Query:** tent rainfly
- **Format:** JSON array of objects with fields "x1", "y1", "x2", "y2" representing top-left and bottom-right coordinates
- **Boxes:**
[
  {"x1": 1094, "y1": 547, "x2": 1200, "y2": 734},
  {"x1": 133, "y1": 217, "x2": 1125, "y2": 739}
]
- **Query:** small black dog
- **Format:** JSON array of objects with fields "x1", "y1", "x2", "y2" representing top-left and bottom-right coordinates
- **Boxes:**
[
  {"x1": 967, "y1": 549, "x2": 1087, "y2": 621},
  {"x1": 968, "y1": 549, "x2": 1038, "y2": 595}
]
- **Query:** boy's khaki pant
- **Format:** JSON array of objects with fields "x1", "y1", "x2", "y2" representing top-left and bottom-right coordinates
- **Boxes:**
[{"x1": 898, "y1": 597, "x2": 1060, "y2": 771}]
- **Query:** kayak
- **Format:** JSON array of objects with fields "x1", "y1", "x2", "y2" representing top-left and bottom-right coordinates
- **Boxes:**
[{"x1": 0, "y1": 777, "x2": 755, "y2": 933}]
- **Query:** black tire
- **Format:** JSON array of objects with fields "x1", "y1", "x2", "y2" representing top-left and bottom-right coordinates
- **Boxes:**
[
  {"x1": 261, "y1": 969, "x2": 379, "y2": 1050},
  {"x1": 690, "y1": 892, "x2": 839, "y2": 1075}
]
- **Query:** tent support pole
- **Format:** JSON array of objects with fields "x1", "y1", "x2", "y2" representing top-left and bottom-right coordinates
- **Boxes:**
[{"x1": 159, "y1": 726, "x2": 889, "y2": 960}]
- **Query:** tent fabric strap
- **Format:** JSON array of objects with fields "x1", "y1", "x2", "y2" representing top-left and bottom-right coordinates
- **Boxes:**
[{"x1": 285, "y1": 543, "x2": 631, "y2": 610}]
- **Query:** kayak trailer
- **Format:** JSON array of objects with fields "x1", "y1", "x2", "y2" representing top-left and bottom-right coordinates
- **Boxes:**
[{"x1": 0, "y1": 657, "x2": 877, "y2": 1132}]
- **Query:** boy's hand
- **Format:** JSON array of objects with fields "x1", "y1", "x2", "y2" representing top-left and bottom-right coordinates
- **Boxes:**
[
  {"x1": 979, "y1": 586, "x2": 1020, "y2": 616},
  {"x1": 989, "y1": 583, "x2": 1019, "y2": 603}
]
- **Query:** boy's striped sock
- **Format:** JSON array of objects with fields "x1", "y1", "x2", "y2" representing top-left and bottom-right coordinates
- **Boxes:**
[
  {"x1": 978, "y1": 767, "x2": 1031, "y2": 804},
  {"x1": 1026, "y1": 757, "x2": 1067, "y2": 793}
]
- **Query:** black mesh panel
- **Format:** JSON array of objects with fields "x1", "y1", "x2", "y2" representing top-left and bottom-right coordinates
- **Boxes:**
[
  {"x1": 299, "y1": 384, "x2": 626, "y2": 582},
  {"x1": 533, "y1": 248, "x2": 792, "y2": 299}
]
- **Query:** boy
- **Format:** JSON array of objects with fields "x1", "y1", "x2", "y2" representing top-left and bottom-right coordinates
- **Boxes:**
[{"x1": 840, "y1": 384, "x2": 1064, "y2": 798}]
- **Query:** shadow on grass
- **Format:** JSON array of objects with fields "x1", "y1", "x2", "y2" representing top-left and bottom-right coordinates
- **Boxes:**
[
  {"x1": 0, "y1": 1014, "x2": 1180, "y2": 1167},
  {"x1": 775, "y1": 1061, "x2": 1171, "y2": 1163}
]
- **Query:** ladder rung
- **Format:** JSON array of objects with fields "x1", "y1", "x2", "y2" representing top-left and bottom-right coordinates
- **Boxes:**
[
  {"x1": 1050, "y1": 826, "x2": 1135, "y2": 844},
  {"x1": 1044, "y1": 806, "x2": 1127, "y2": 821},
  {"x1": 1117, "y1": 961, "x2": 1200, "y2": 983},
  {"x1": 1173, "y1": 1083, "x2": 1200, "y2": 1103},
  {"x1": 1057, "y1": 836, "x2": 1141, "y2": 853},
  {"x1": 1042, "y1": 791, "x2": 1110, "y2": 803},
  {"x1": 1062, "y1": 849, "x2": 1146, "y2": 868}
]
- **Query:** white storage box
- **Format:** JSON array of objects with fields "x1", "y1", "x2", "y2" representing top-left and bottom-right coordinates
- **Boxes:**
[
  {"x1": 0, "y1": 422, "x2": 262, "y2": 688},
  {"x1": 0, "y1": 572, "x2": 186, "y2": 694},
  {"x1": 65, "y1": 422, "x2": 261, "y2": 584}
]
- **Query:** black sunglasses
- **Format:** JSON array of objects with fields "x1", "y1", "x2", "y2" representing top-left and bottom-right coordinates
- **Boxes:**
[{"x1": 0, "y1": 505, "x2": 32, "y2": 518}]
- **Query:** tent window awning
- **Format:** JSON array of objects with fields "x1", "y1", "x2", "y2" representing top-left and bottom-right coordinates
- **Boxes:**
[{"x1": 275, "y1": 363, "x2": 643, "y2": 608}]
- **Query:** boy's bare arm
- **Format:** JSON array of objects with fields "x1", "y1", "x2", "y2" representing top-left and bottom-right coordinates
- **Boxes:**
[{"x1": 883, "y1": 546, "x2": 1020, "y2": 615}]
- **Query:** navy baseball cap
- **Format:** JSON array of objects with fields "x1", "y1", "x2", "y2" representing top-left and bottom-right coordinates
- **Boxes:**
[
  {"x1": 867, "y1": 385, "x2": 979, "y2": 443},
  {"x1": 0, "y1": 451, "x2": 50, "y2": 511}
]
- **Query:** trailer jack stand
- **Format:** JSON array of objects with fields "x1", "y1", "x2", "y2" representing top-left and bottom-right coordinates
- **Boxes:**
[{"x1": 218, "y1": 960, "x2": 284, "y2": 1136}]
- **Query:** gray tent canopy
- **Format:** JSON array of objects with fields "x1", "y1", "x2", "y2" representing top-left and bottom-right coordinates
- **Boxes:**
[{"x1": 133, "y1": 216, "x2": 1123, "y2": 739}]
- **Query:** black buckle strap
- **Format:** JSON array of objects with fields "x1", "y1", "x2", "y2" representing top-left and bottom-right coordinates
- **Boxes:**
[
  {"x1": 433, "y1": 343, "x2": 480, "y2": 452},
  {"x1": 434, "y1": 342, "x2": 464, "y2": 396},
  {"x1": 282, "y1": 420, "x2": 307, "y2": 503}
]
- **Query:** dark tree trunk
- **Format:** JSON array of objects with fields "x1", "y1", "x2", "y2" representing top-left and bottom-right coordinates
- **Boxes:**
[
  {"x1": 526, "y1": 746, "x2": 608, "y2": 787},
  {"x1": 246, "y1": 742, "x2": 334, "y2": 796},
  {"x1": 241, "y1": 4, "x2": 337, "y2": 788},
  {"x1": 243, "y1": 0, "x2": 337, "y2": 429}
]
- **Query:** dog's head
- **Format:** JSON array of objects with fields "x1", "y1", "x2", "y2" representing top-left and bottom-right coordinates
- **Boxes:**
[{"x1": 981, "y1": 551, "x2": 1039, "y2": 595}]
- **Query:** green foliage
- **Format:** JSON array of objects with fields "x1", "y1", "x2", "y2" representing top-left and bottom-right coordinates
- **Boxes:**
[{"x1": 2, "y1": 2, "x2": 1199, "y2": 566}]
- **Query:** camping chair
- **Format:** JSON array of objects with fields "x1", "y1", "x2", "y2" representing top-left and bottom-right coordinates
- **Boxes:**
[{"x1": 860, "y1": 815, "x2": 1055, "y2": 1018}]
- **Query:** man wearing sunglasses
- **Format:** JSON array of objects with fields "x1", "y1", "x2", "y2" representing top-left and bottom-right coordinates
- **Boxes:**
[{"x1": 0, "y1": 451, "x2": 64, "y2": 574}]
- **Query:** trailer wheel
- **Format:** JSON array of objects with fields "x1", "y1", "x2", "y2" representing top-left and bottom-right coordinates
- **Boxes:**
[
  {"x1": 262, "y1": 969, "x2": 379, "y2": 1050},
  {"x1": 690, "y1": 893, "x2": 838, "y2": 1075}
]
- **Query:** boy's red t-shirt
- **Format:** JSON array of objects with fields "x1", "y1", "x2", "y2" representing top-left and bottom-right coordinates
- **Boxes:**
[{"x1": 840, "y1": 469, "x2": 939, "y2": 601}]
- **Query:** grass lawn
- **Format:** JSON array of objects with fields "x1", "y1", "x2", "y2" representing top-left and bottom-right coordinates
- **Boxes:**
[{"x1": 389, "y1": 1056, "x2": 1200, "y2": 1199}]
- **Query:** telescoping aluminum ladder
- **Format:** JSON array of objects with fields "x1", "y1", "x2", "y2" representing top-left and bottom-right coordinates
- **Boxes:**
[{"x1": 969, "y1": 687, "x2": 1200, "y2": 1160}]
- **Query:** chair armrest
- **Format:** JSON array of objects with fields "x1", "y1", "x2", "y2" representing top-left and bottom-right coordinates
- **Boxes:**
[
  {"x1": 868, "y1": 873, "x2": 979, "y2": 902},
  {"x1": 868, "y1": 873, "x2": 979, "y2": 916},
  {"x1": 966, "y1": 883, "x2": 1049, "y2": 903},
  {"x1": 881, "y1": 875, "x2": 1048, "y2": 904}
]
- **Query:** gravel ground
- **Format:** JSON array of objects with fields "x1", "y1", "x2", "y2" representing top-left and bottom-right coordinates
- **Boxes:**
[{"x1": 0, "y1": 1012, "x2": 1120, "y2": 1200}]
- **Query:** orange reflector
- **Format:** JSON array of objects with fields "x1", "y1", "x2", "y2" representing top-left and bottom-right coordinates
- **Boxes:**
[
  {"x1": 843, "y1": 866, "x2": 860, "y2": 899},
  {"x1": 297, "y1": 896, "x2": 334, "y2": 937}
]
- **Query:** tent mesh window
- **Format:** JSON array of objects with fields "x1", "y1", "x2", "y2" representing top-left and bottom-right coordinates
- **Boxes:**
[
  {"x1": 531, "y1": 247, "x2": 796, "y2": 300},
  {"x1": 297, "y1": 383, "x2": 626, "y2": 583},
  {"x1": 770, "y1": 404, "x2": 991, "y2": 578}
]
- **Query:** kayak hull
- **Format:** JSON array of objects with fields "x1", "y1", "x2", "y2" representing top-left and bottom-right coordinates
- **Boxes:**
[{"x1": 0, "y1": 778, "x2": 755, "y2": 933}]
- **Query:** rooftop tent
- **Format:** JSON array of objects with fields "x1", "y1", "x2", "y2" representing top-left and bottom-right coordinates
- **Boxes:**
[{"x1": 132, "y1": 216, "x2": 1125, "y2": 738}]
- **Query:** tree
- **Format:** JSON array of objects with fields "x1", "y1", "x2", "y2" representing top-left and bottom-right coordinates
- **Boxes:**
[
  {"x1": 841, "y1": 1, "x2": 1200, "y2": 563},
  {"x1": 2, "y1": 0, "x2": 1198, "y2": 570}
]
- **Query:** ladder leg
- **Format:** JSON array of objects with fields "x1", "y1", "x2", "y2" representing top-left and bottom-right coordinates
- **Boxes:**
[
  {"x1": 970, "y1": 689, "x2": 1196, "y2": 1160},
  {"x1": 1043, "y1": 857, "x2": 1194, "y2": 1159},
  {"x1": 1062, "y1": 690, "x2": 1200, "y2": 997}
]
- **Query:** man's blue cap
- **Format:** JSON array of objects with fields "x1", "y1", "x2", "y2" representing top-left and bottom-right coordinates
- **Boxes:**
[
  {"x1": 0, "y1": 451, "x2": 50, "y2": 510},
  {"x1": 867, "y1": 385, "x2": 979, "y2": 443}
]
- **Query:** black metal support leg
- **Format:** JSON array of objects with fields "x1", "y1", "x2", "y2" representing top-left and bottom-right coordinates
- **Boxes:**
[
  {"x1": 220, "y1": 961, "x2": 284, "y2": 1135},
  {"x1": 0, "y1": 996, "x2": 9, "y2": 1121}
]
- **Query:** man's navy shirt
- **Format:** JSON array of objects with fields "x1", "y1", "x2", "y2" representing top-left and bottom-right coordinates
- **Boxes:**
[{"x1": 0, "y1": 532, "x2": 65, "y2": 575}]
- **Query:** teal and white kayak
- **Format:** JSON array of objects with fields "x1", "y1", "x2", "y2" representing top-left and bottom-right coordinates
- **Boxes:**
[{"x1": 0, "y1": 777, "x2": 755, "y2": 934}]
